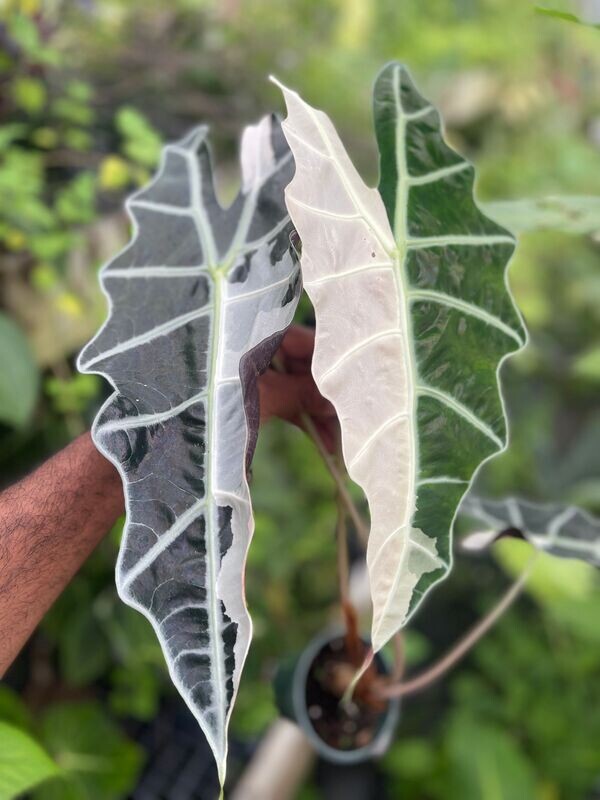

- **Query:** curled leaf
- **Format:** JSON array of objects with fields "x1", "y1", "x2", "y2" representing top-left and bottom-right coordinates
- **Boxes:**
[{"x1": 460, "y1": 495, "x2": 600, "y2": 566}]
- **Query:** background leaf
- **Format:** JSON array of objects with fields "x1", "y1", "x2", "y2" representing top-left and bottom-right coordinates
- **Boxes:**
[
  {"x1": 0, "y1": 312, "x2": 39, "y2": 428},
  {"x1": 481, "y1": 196, "x2": 600, "y2": 236},
  {"x1": 444, "y1": 713, "x2": 538, "y2": 799},
  {"x1": 34, "y1": 703, "x2": 143, "y2": 800},
  {"x1": 460, "y1": 495, "x2": 600, "y2": 566},
  {"x1": 0, "y1": 722, "x2": 59, "y2": 800},
  {"x1": 535, "y1": 6, "x2": 600, "y2": 28}
]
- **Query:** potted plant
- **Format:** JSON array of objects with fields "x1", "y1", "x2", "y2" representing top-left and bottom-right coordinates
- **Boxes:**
[{"x1": 78, "y1": 62, "x2": 600, "y2": 793}]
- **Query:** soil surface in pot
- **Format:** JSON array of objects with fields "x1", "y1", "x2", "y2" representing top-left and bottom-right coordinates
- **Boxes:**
[{"x1": 304, "y1": 633, "x2": 389, "y2": 752}]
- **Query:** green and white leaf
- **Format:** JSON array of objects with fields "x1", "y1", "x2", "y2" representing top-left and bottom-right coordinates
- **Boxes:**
[
  {"x1": 460, "y1": 495, "x2": 600, "y2": 566},
  {"x1": 275, "y1": 63, "x2": 525, "y2": 652},
  {"x1": 78, "y1": 116, "x2": 298, "y2": 783}
]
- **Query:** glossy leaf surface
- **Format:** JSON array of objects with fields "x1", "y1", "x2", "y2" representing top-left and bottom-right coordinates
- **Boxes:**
[
  {"x1": 78, "y1": 117, "x2": 298, "y2": 780},
  {"x1": 276, "y1": 63, "x2": 525, "y2": 651}
]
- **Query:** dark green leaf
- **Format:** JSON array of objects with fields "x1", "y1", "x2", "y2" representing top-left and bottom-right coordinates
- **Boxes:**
[
  {"x1": 109, "y1": 664, "x2": 161, "y2": 721},
  {"x1": 0, "y1": 124, "x2": 27, "y2": 149},
  {"x1": 58, "y1": 605, "x2": 112, "y2": 687},
  {"x1": 445, "y1": 714, "x2": 538, "y2": 799},
  {"x1": 36, "y1": 703, "x2": 143, "y2": 800},
  {"x1": 0, "y1": 686, "x2": 33, "y2": 732}
]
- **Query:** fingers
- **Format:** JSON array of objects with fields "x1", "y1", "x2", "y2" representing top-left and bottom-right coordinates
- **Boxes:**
[
  {"x1": 258, "y1": 370, "x2": 335, "y2": 424},
  {"x1": 276, "y1": 325, "x2": 315, "y2": 376},
  {"x1": 259, "y1": 324, "x2": 339, "y2": 452},
  {"x1": 279, "y1": 325, "x2": 315, "y2": 362}
]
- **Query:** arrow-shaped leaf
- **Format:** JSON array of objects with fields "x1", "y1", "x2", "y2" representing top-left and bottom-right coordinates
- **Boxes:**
[
  {"x1": 460, "y1": 495, "x2": 600, "y2": 566},
  {"x1": 275, "y1": 63, "x2": 526, "y2": 652},
  {"x1": 78, "y1": 116, "x2": 298, "y2": 782}
]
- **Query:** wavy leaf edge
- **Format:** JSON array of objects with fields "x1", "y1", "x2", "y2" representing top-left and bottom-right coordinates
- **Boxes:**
[
  {"x1": 274, "y1": 62, "x2": 527, "y2": 651},
  {"x1": 78, "y1": 116, "x2": 298, "y2": 783}
]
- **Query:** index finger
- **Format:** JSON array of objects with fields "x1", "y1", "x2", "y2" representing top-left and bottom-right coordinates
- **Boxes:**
[{"x1": 278, "y1": 324, "x2": 315, "y2": 361}]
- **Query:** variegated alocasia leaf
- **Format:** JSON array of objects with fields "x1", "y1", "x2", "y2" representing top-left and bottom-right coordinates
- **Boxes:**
[
  {"x1": 460, "y1": 496, "x2": 600, "y2": 566},
  {"x1": 274, "y1": 63, "x2": 526, "y2": 652},
  {"x1": 78, "y1": 116, "x2": 298, "y2": 782}
]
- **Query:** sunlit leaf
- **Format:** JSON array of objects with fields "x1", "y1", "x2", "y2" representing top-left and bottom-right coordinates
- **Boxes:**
[
  {"x1": 116, "y1": 107, "x2": 162, "y2": 168},
  {"x1": 78, "y1": 116, "x2": 298, "y2": 784},
  {"x1": 275, "y1": 62, "x2": 525, "y2": 651},
  {"x1": 98, "y1": 155, "x2": 131, "y2": 191},
  {"x1": 11, "y1": 76, "x2": 47, "y2": 114},
  {"x1": 55, "y1": 173, "x2": 96, "y2": 225},
  {"x1": 0, "y1": 722, "x2": 59, "y2": 799}
]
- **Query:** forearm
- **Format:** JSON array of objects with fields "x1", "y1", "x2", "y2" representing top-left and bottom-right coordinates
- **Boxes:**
[{"x1": 0, "y1": 432, "x2": 124, "y2": 675}]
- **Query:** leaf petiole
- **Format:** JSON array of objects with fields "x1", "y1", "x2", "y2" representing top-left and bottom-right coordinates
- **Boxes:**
[{"x1": 378, "y1": 552, "x2": 539, "y2": 699}]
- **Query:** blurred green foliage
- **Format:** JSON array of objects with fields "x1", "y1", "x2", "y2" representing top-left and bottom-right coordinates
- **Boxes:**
[
  {"x1": 0, "y1": 0, "x2": 599, "y2": 798},
  {"x1": 0, "y1": 311, "x2": 38, "y2": 427},
  {"x1": 0, "y1": 720, "x2": 59, "y2": 798},
  {"x1": 535, "y1": 5, "x2": 600, "y2": 27}
]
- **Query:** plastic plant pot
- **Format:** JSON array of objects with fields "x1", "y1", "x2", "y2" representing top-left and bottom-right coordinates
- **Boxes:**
[{"x1": 274, "y1": 629, "x2": 400, "y2": 765}]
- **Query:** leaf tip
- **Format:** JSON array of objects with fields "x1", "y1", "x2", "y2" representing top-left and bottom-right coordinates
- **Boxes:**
[
  {"x1": 268, "y1": 74, "x2": 299, "y2": 106},
  {"x1": 268, "y1": 74, "x2": 284, "y2": 90}
]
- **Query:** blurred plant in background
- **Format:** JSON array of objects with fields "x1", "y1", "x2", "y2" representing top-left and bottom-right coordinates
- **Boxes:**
[{"x1": 0, "y1": 0, "x2": 599, "y2": 798}]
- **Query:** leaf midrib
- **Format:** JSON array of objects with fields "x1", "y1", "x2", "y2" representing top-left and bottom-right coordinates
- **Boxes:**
[
  {"x1": 371, "y1": 65, "x2": 420, "y2": 643},
  {"x1": 187, "y1": 145, "x2": 228, "y2": 761}
]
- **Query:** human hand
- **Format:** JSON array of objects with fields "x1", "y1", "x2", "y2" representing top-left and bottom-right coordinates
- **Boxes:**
[{"x1": 258, "y1": 325, "x2": 338, "y2": 452}]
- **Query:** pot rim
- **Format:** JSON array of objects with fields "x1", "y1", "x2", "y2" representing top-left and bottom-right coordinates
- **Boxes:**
[{"x1": 291, "y1": 627, "x2": 400, "y2": 764}]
